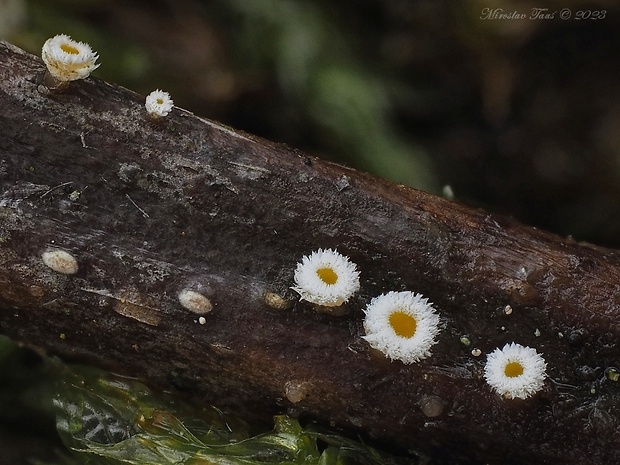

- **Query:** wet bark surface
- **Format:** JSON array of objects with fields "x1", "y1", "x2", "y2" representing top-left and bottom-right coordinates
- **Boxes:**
[{"x1": 1, "y1": 41, "x2": 620, "y2": 464}]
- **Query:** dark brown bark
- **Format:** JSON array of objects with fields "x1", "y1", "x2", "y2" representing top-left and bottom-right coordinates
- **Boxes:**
[{"x1": 1, "y1": 41, "x2": 620, "y2": 464}]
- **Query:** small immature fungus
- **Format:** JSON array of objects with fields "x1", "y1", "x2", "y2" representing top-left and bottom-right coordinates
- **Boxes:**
[
  {"x1": 41, "y1": 34, "x2": 99, "y2": 85},
  {"x1": 292, "y1": 249, "x2": 360, "y2": 307},
  {"x1": 418, "y1": 395, "x2": 446, "y2": 418},
  {"x1": 263, "y1": 292, "x2": 289, "y2": 310},
  {"x1": 178, "y1": 289, "x2": 213, "y2": 315},
  {"x1": 484, "y1": 342, "x2": 547, "y2": 399},
  {"x1": 41, "y1": 249, "x2": 78, "y2": 275},
  {"x1": 145, "y1": 89, "x2": 174, "y2": 119},
  {"x1": 284, "y1": 380, "x2": 312, "y2": 404},
  {"x1": 362, "y1": 291, "x2": 440, "y2": 364}
]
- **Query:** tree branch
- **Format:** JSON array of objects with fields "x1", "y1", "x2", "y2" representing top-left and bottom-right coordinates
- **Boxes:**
[{"x1": 1, "y1": 41, "x2": 620, "y2": 465}]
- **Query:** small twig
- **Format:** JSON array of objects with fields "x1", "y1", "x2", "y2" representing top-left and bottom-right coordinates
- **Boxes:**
[
  {"x1": 39, "y1": 181, "x2": 73, "y2": 199},
  {"x1": 227, "y1": 161, "x2": 271, "y2": 173},
  {"x1": 125, "y1": 194, "x2": 149, "y2": 218},
  {"x1": 80, "y1": 128, "x2": 97, "y2": 150}
]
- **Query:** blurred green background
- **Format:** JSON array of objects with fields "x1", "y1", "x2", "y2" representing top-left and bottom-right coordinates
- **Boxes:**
[
  {"x1": 2, "y1": 0, "x2": 620, "y2": 463},
  {"x1": 5, "y1": 0, "x2": 620, "y2": 246}
]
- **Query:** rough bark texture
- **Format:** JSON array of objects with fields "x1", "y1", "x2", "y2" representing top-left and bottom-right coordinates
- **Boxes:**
[{"x1": 2, "y1": 41, "x2": 620, "y2": 465}]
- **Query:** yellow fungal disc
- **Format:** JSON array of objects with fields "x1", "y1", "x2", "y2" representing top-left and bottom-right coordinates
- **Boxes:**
[
  {"x1": 60, "y1": 43, "x2": 80, "y2": 54},
  {"x1": 388, "y1": 311, "x2": 417, "y2": 338},
  {"x1": 504, "y1": 361, "x2": 524, "y2": 378},
  {"x1": 316, "y1": 267, "x2": 338, "y2": 285}
]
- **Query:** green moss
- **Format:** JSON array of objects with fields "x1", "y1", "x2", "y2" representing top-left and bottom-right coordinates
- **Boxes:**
[
  {"x1": 0, "y1": 337, "x2": 413, "y2": 465},
  {"x1": 52, "y1": 368, "x2": 411, "y2": 464}
]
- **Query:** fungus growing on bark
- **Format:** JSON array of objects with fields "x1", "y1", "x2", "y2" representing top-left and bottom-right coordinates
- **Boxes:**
[
  {"x1": 484, "y1": 342, "x2": 547, "y2": 399},
  {"x1": 362, "y1": 291, "x2": 440, "y2": 364},
  {"x1": 292, "y1": 249, "x2": 360, "y2": 307},
  {"x1": 145, "y1": 89, "x2": 174, "y2": 119},
  {"x1": 41, "y1": 34, "x2": 99, "y2": 87}
]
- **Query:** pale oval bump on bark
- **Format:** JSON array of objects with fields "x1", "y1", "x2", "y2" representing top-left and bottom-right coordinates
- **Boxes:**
[
  {"x1": 41, "y1": 248, "x2": 79, "y2": 275},
  {"x1": 418, "y1": 395, "x2": 447, "y2": 418},
  {"x1": 178, "y1": 289, "x2": 213, "y2": 315},
  {"x1": 263, "y1": 291, "x2": 290, "y2": 310}
]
